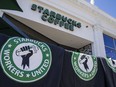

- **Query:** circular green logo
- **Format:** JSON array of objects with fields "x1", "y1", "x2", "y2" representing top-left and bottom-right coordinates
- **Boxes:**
[
  {"x1": 105, "y1": 58, "x2": 116, "y2": 73},
  {"x1": 0, "y1": 37, "x2": 52, "y2": 83},
  {"x1": 71, "y1": 52, "x2": 98, "y2": 81}
]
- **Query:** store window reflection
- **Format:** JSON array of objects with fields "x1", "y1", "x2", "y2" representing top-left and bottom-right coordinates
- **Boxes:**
[{"x1": 103, "y1": 34, "x2": 116, "y2": 59}]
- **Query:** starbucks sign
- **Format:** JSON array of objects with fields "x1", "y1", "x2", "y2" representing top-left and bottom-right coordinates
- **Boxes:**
[
  {"x1": 72, "y1": 52, "x2": 98, "y2": 81},
  {"x1": 0, "y1": 37, "x2": 52, "y2": 83},
  {"x1": 31, "y1": 4, "x2": 81, "y2": 31}
]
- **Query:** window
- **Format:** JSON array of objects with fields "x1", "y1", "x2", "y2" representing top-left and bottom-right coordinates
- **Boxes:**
[{"x1": 103, "y1": 34, "x2": 116, "y2": 59}]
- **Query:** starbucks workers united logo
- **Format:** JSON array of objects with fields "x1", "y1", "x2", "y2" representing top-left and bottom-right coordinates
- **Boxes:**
[
  {"x1": 105, "y1": 58, "x2": 116, "y2": 73},
  {"x1": 0, "y1": 37, "x2": 52, "y2": 83},
  {"x1": 72, "y1": 52, "x2": 98, "y2": 81}
]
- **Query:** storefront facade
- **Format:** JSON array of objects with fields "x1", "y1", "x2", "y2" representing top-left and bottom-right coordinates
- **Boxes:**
[
  {"x1": 0, "y1": 0, "x2": 116, "y2": 59},
  {"x1": 1, "y1": 1, "x2": 116, "y2": 87}
]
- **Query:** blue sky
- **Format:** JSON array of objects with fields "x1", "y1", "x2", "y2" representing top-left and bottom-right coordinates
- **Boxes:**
[{"x1": 87, "y1": 0, "x2": 116, "y2": 18}]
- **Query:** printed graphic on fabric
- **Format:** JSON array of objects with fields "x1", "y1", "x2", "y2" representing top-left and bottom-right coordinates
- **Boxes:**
[
  {"x1": 15, "y1": 45, "x2": 39, "y2": 70},
  {"x1": 111, "y1": 59, "x2": 116, "y2": 67},
  {"x1": 106, "y1": 58, "x2": 116, "y2": 72},
  {"x1": 1, "y1": 37, "x2": 52, "y2": 83},
  {"x1": 72, "y1": 52, "x2": 98, "y2": 81},
  {"x1": 13, "y1": 43, "x2": 42, "y2": 71},
  {"x1": 79, "y1": 55, "x2": 90, "y2": 72}
]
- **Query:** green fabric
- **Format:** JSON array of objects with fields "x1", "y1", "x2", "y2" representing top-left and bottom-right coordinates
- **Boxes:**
[{"x1": 0, "y1": 0, "x2": 23, "y2": 11}]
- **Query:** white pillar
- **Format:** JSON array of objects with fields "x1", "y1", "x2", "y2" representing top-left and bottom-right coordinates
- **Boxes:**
[
  {"x1": 0, "y1": 10, "x2": 3, "y2": 18},
  {"x1": 92, "y1": 25, "x2": 106, "y2": 57}
]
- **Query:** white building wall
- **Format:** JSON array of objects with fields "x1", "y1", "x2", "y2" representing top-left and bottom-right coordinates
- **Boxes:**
[
  {"x1": 92, "y1": 25, "x2": 106, "y2": 57},
  {"x1": 1, "y1": 0, "x2": 94, "y2": 41},
  {"x1": 0, "y1": 0, "x2": 116, "y2": 57}
]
